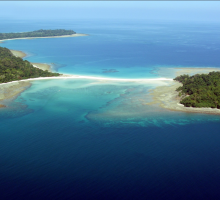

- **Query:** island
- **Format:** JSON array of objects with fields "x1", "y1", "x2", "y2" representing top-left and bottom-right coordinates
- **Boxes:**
[
  {"x1": 150, "y1": 68, "x2": 220, "y2": 115},
  {"x1": 0, "y1": 29, "x2": 76, "y2": 40},
  {"x1": 174, "y1": 72, "x2": 220, "y2": 109}
]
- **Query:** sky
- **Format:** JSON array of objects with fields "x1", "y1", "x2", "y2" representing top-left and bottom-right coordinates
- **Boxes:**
[{"x1": 1, "y1": 1, "x2": 220, "y2": 22}]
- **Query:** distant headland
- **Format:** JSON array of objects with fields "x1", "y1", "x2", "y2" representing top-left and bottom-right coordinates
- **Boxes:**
[{"x1": 0, "y1": 29, "x2": 88, "y2": 42}]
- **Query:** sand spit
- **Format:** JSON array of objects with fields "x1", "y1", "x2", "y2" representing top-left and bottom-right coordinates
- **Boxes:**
[
  {"x1": 10, "y1": 50, "x2": 27, "y2": 58},
  {"x1": 0, "y1": 76, "x2": 173, "y2": 85},
  {"x1": 32, "y1": 63, "x2": 52, "y2": 72},
  {"x1": 10, "y1": 50, "x2": 53, "y2": 72},
  {"x1": 0, "y1": 33, "x2": 88, "y2": 43}
]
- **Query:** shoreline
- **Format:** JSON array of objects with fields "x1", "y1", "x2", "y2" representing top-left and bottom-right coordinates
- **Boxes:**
[{"x1": 0, "y1": 33, "x2": 88, "y2": 43}]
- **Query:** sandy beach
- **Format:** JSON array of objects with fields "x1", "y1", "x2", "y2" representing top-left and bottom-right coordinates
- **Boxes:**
[
  {"x1": 0, "y1": 75, "x2": 174, "y2": 84},
  {"x1": 150, "y1": 67, "x2": 220, "y2": 115},
  {"x1": 0, "y1": 33, "x2": 88, "y2": 43}
]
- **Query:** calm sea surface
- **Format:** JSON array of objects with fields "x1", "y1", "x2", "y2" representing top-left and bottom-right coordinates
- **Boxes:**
[{"x1": 1, "y1": 19, "x2": 220, "y2": 199}]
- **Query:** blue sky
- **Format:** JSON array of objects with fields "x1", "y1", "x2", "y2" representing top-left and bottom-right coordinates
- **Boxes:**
[{"x1": 1, "y1": 1, "x2": 220, "y2": 22}]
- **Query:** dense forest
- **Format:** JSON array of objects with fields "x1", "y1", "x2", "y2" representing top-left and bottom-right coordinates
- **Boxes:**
[
  {"x1": 174, "y1": 72, "x2": 220, "y2": 108},
  {"x1": 0, "y1": 29, "x2": 76, "y2": 40},
  {"x1": 0, "y1": 46, "x2": 60, "y2": 83}
]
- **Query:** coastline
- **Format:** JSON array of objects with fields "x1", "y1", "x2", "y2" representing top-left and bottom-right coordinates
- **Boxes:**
[
  {"x1": 0, "y1": 33, "x2": 88, "y2": 43},
  {"x1": 3, "y1": 43, "x2": 220, "y2": 115},
  {"x1": 150, "y1": 67, "x2": 220, "y2": 115}
]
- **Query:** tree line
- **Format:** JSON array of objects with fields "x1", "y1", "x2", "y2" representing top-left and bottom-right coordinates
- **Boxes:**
[
  {"x1": 0, "y1": 46, "x2": 60, "y2": 83},
  {"x1": 174, "y1": 72, "x2": 220, "y2": 109},
  {"x1": 0, "y1": 29, "x2": 76, "y2": 40}
]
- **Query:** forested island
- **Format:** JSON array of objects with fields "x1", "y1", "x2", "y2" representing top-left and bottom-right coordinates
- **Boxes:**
[
  {"x1": 0, "y1": 46, "x2": 60, "y2": 83},
  {"x1": 174, "y1": 72, "x2": 220, "y2": 109},
  {"x1": 0, "y1": 29, "x2": 76, "y2": 40}
]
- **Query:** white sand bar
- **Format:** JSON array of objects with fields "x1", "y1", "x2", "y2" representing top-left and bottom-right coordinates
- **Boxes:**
[
  {"x1": 0, "y1": 75, "x2": 173, "y2": 86},
  {"x1": 0, "y1": 33, "x2": 88, "y2": 43}
]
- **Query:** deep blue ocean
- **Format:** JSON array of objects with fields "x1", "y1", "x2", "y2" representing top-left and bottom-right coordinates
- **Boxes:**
[{"x1": 1, "y1": 19, "x2": 220, "y2": 199}]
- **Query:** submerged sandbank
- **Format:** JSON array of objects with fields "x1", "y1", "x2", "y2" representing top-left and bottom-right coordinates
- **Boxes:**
[
  {"x1": 0, "y1": 81, "x2": 31, "y2": 100},
  {"x1": 174, "y1": 67, "x2": 220, "y2": 76},
  {"x1": 0, "y1": 81, "x2": 31, "y2": 108},
  {"x1": 0, "y1": 33, "x2": 88, "y2": 43},
  {"x1": 150, "y1": 67, "x2": 220, "y2": 115}
]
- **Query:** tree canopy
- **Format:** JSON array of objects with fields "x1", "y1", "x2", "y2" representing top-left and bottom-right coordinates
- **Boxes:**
[
  {"x1": 0, "y1": 29, "x2": 76, "y2": 40},
  {"x1": 0, "y1": 46, "x2": 60, "y2": 83},
  {"x1": 174, "y1": 72, "x2": 220, "y2": 109}
]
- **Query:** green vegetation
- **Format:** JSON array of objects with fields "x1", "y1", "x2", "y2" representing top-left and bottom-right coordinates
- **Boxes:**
[
  {"x1": 0, "y1": 29, "x2": 76, "y2": 40},
  {"x1": 174, "y1": 72, "x2": 220, "y2": 108},
  {"x1": 0, "y1": 46, "x2": 60, "y2": 83}
]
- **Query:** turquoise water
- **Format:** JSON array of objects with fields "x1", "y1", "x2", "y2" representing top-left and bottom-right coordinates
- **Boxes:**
[{"x1": 1, "y1": 19, "x2": 220, "y2": 199}]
